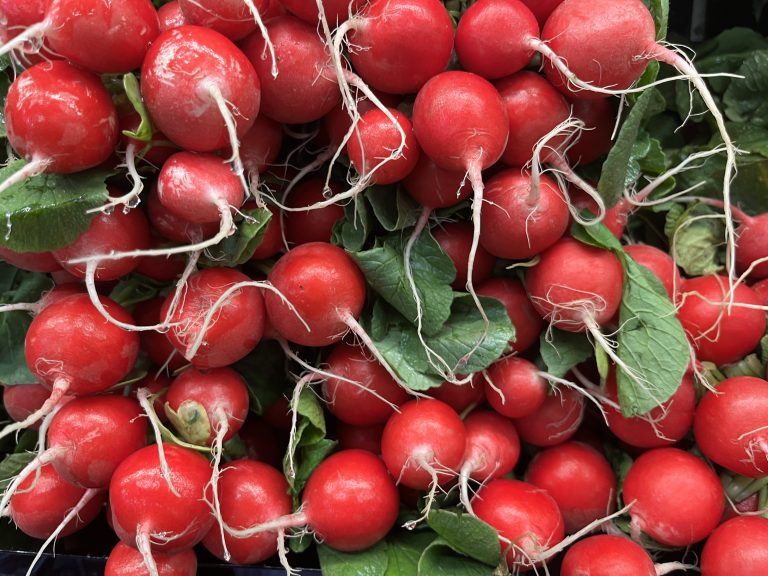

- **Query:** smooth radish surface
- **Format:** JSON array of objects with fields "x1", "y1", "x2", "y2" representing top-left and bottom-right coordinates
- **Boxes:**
[
  {"x1": 513, "y1": 386, "x2": 585, "y2": 447},
  {"x1": 461, "y1": 410, "x2": 520, "y2": 482},
  {"x1": 700, "y1": 516, "x2": 768, "y2": 576},
  {"x1": 484, "y1": 356, "x2": 548, "y2": 419},
  {"x1": 161, "y1": 267, "x2": 265, "y2": 368},
  {"x1": 2, "y1": 384, "x2": 51, "y2": 426},
  {"x1": 146, "y1": 184, "x2": 219, "y2": 243},
  {"x1": 622, "y1": 447, "x2": 724, "y2": 546},
  {"x1": 734, "y1": 212, "x2": 768, "y2": 278},
  {"x1": 480, "y1": 169, "x2": 570, "y2": 260},
  {"x1": 141, "y1": 25, "x2": 260, "y2": 152},
  {"x1": 109, "y1": 443, "x2": 215, "y2": 552},
  {"x1": 560, "y1": 534, "x2": 656, "y2": 576},
  {"x1": 429, "y1": 379, "x2": 485, "y2": 414},
  {"x1": 0, "y1": 248, "x2": 61, "y2": 273},
  {"x1": 4, "y1": 61, "x2": 119, "y2": 174},
  {"x1": 239, "y1": 115, "x2": 284, "y2": 175},
  {"x1": 524, "y1": 441, "x2": 616, "y2": 533},
  {"x1": 283, "y1": 180, "x2": 345, "y2": 246},
  {"x1": 178, "y1": 0, "x2": 260, "y2": 40},
  {"x1": 202, "y1": 459, "x2": 291, "y2": 564},
  {"x1": 280, "y1": 0, "x2": 361, "y2": 25},
  {"x1": 158, "y1": 1, "x2": 188, "y2": 30},
  {"x1": 240, "y1": 16, "x2": 340, "y2": 124},
  {"x1": 525, "y1": 238, "x2": 624, "y2": 332},
  {"x1": 567, "y1": 97, "x2": 617, "y2": 165},
  {"x1": 381, "y1": 399, "x2": 466, "y2": 490},
  {"x1": 336, "y1": 422, "x2": 385, "y2": 454},
  {"x1": 472, "y1": 478, "x2": 564, "y2": 571},
  {"x1": 477, "y1": 277, "x2": 544, "y2": 353},
  {"x1": 676, "y1": 275, "x2": 766, "y2": 365},
  {"x1": 402, "y1": 155, "x2": 472, "y2": 209},
  {"x1": 624, "y1": 243, "x2": 682, "y2": 300},
  {"x1": 432, "y1": 222, "x2": 496, "y2": 290},
  {"x1": 693, "y1": 376, "x2": 768, "y2": 477},
  {"x1": 265, "y1": 242, "x2": 366, "y2": 347},
  {"x1": 105, "y1": 542, "x2": 197, "y2": 576},
  {"x1": 322, "y1": 342, "x2": 409, "y2": 426}
]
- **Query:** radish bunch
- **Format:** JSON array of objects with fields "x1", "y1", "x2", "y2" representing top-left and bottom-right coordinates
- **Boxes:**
[{"x1": 1, "y1": 0, "x2": 767, "y2": 574}]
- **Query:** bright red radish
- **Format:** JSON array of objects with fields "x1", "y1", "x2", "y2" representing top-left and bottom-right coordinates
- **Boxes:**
[
  {"x1": 471, "y1": 478, "x2": 564, "y2": 571},
  {"x1": 161, "y1": 267, "x2": 265, "y2": 368},
  {"x1": 146, "y1": 184, "x2": 219, "y2": 244},
  {"x1": 105, "y1": 542, "x2": 197, "y2": 576},
  {"x1": 560, "y1": 534, "x2": 656, "y2": 576},
  {"x1": 694, "y1": 376, "x2": 768, "y2": 477},
  {"x1": 202, "y1": 459, "x2": 291, "y2": 564},
  {"x1": 158, "y1": 1, "x2": 188, "y2": 30},
  {"x1": 676, "y1": 275, "x2": 766, "y2": 365},
  {"x1": 524, "y1": 441, "x2": 616, "y2": 533},
  {"x1": 432, "y1": 222, "x2": 496, "y2": 291},
  {"x1": 624, "y1": 243, "x2": 681, "y2": 300},
  {"x1": 402, "y1": 155, "x2": 472, "y2": 209},
  {"x1": 280, "y1": 0, "x2": 361, "y2": 25},
  {"x1": 622, "y1": 447, "x2": 723, "y2": 547},
  {"x1": 484, "y1": 356, "x2": 548, "y2": 419},
  {"x1": 265, "y1": 242, "x2": 366, "y2": 347},
  {"x1": 513, "y1": 386, "x2": 585, "y2": 447},
  {"x1": 178, "y1": 0, "x2": 261, "y2": 40},
  {"x1": 700, "y1": 516, "x2": 768, "y2": 576},
  {"x1": 429, "y1": 379, "x2": 485, "y2": 414},
  {"x1": 477, "y1": 277, "x2": 544, "y2": 353}
]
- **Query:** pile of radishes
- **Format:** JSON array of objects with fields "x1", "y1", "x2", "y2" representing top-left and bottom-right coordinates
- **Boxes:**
[{"x1": 1, "y1": 0, "x2": 767, "y2": 574}]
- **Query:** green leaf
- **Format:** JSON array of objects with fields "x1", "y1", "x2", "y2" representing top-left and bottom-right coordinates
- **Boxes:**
[
  {"x1": 233, "y1": 340, "x2": 287, "y2": 414},
  {"x1": 0, "y1": 161, "x2": 111, "y2": 252},
  {"x1": 761, "y1": 334, "x2": 768, "y2": 364},
  {"x1": 664, "y1": 203, "x2": 724, "y2": 276},
  {"x1": 367, "y1": 186, "x2": 419, "y2": 232},
  {"x1": 571, "y1": 220, "x2": 623, "y2": 252},
  {"x1": 723, "y1": 50, "x2": 768, "y2": 126},
  {"x1": 646, "y1": 0, "x2": 669, "y2": 40},
  {"x1": 385, "y1": 532, "x2": 436, "y2": 576},
  {"x1": 291, "y1": 437, "x2": 337, "y2": 497},
  {"x1": 427, "y1": 509, "x2": 500, "y2": 566},
  {"x1": 616, "y1": 259, "x2": 689, "y2": 416},
  {"x1": 353, "y1": 229, "x2": 455, "y2": 335},
  {"x1": 121, "y1": 73, "x2": 153, "y2": 141},
  {"x1": 284, "y1": 388, "x2": 335, "y2": 494},
  {"x1": 417, "y1": 540, "x2": 495, "y2": 576},
  {"x1": 318, "y1": 541, "x2": 389, "y2": 576},
  {"x1": 204, "y1": 206, "x2": 272, "y2": 266},
  {"x1": 0, "y1": 452, "x2": 35, "y2": 492},
  {"x1": 332, "y1": 197, "x2": 372, "y2": 252},
  {"x1": 539, "y1": 329, "x2": 594, "y2": 379}
]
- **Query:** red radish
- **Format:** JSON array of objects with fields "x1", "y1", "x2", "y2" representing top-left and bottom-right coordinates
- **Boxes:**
[
  {"x1": 146, "y1": 184, "x2": 219, "y2": 244},
  {"x1": 239, "y1": 417, "x2": 287, "y2": 468},
  {"x1": 240, "y1": 16, "x2": 340, "y2": 124},
  {"x1": 133, "y1": 373, "x2": 173, "y2": 424},
  {"x1": 432, "y1": 222, "x2": 496, "y2": 291},
  {"x1": 624, "y1": 243, "x2": 681, "y2": 300},
  {"x1": 158, "y1": 1, "x2": 188, "y2": 30},
  {"x1": 2, "y1": 384, "x2": 51, "y2": 427},
  {"x1": 733, "y1": 212, "x2": 768, "y2": 279},
  {"x1": 484, "y1": 356, "x2": 548, "y2": 419},
  {"x1": 323, "y1": 91, "x2": 403, "y2": 149},
  {"x1": 135, "y1": 238, "x2": 188, "y2": 283},
  {"x1": 402, "y1": 155, "x2": 472, "y2": 210},
  {"x1": 280, "y1": 0, "x2": 361, "y2": 26},
  {"x1": 605, "y1": 371, "x2": 695, "y2": 448},
  {"x1": 336, "y1": 422, "x2": 385, "y2": 454},
  {"x1": 519, "y1": 0, "x2": 564, "y2": 25},
  {"x1": 429, "y1": 379, "x2": 486, "y2": 414},
  {"x1": 751, "y1": 277, "x2": 768, "y2": 305},
  {"x1": 249, "y1": 205, "x2": 284, "y2": 261},
  {"x1": 161, "y1": 267, "x2": 265, "y2": 368},
  {"x1": 105, "y1": 542, "x2": 197, "y2": 576},
  {"x1": 560, "y1": 534, "x2": 656, "y2": 576},
  {"x1": 0, "y1": 0, "x2": 159, "y2": 74},
  {"x1": 622, "y1": 447, "x2": 724, "y2": 546},
  {"x1": 471, "y1": 478, "x2": 564, "y2": 571},
  {"x1": 1, "y1": 61, "x2": 119, "y2": 192},
  {"x1": 694, "y1": 376, "x2": 768, "y2": 477},
  {"x1": 239, "y1": 115, "x2": 284, "y2": 175},
  {"x1": 480, "y1": 169, "x2": 570, "y2": 260},
  {"x1": 568, "y1": 186, "x2": 628, "y2": 238},
  {"x1": 458, "y1": 411, "x2": 520, "y2": 512},
  {"x1": 0, "y1": 248, "x2": 61, "y2": 273},
  {"x1": 513, "y1": 386, "x2": 585, "y2": 447},
  {"x1": 676, "y1": 275, "x2": 766, "y2": 365},
  {"x1": 109, "y1": 443, "x2": 214, "y2": 557},
  {"x1": 134, "y1": 299, "x2": 187, "y2": 372},
  {"x1": 227, "y1": 450, "x2": 399, "y2": 553},
  {"x1": 178, "y1": 0, "x2": 263, "y2": 40},
  {"x1": 477, "y1": 277, "x2": 544, "y2": 353},
  {"x1": 700, "y1": 516, "x2": 768, "y2": 575},
  {"x1": 524, "y1": 441, "x2": 616, "y2": 533},
  {"x1": 202, "y1": 459, "x2": 291, "y2": 565},
  {"x1": 322, "y1": 342, "x2": 410, "y2": 426},
  {"x1": 265, "y1": 242, "x2": 366, "y2": 347},
  {"x1": 283, "y1": 179, "x2": 345, "y2": 246},
  {"x1": 567, "y1": 97, "x2": 617, "y2": 165}
]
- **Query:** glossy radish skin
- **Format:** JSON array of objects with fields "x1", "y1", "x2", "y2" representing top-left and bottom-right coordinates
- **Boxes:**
[
  {"x1": 524, "y1": 441, "x2": 616, "y2": 533},
  {"x1": 677, "y1": 275, "x2": 766, "y2": 365},
  {"x1": 480, "y1": 169, "x2": 570, "y2": 260},
  {"x1": 322, "y1": 343, "x2": 410, "y2": 426},
  {"x1": 302, "y1": 450, "x2": 399, "y2": 552},
  {"x1": 477, "y1": 277, "x2": 544, "y2": 353},
  {"x1": 141, "y1": 25, "x2": 260, "y2": 152},
  {"x1": 202, "y1": 459, "x2": 292, "y2": 564},
  {"x1": 454, "y1": 0, "x2": 539, "y2": 80},
  {"x1": 240, "y1": 16, "x2": 340, "y2": 124},
  {"x1": 560, "y1": 534, "x2": 655, "y2": 576},
  {"x1": 158, "y1": 1, "x2": 188, "y2": 30},
  {"x1": 735, "y1": 213, "x2": 768, "y2": 278},
  {"x1": 110, "y1": 443, "x2": 215, "y2": 552},
  {"x1": 381, "y1": 399, "x2": 466, "y2": 490},
  {"x1": 2, "y1": 384, "x2": 52, "y2": 427},
  {"x1": 25, "y1": 294, "x2": 140, "y2": 396},
  {"x1": 432, "y1": 222, "x2": 496, "y2": 290},
  {"x1": 179, "y1": 0, "x2": 261, "y2": 40},
  {"x1": 105, "y1": 542, "x2": 197, "y2": 576},
  {"x1": 472, "y1": 479, "x2": 564, "y2": 570},
  {"x1": 284, "y1": 180, "x2": 345, "y2": 246},
  {"x1": 47, "y1": 395, "x2": 147, "y2": 488},
  {"x1": 402, "y1": 155, "x2": 472, "y2": 209},
  {"x1": 525, "y1": 238, "x2": 624, "y2": 332},
  {"x1": 146, "y1": 184, "x2": 219, "y2": 243},
  {"x1": 240, "y1": 115, "x2": 284, "y2": 175},
  {"x1": 694, "y1": 376, "x2": 768, "y2": 477},
  {"x1": 622, "y1": 447, "x2": 724, "y2": 547},
  {"x1": 700, "y1": 516, "x2": 768, "y2": 576},
  {"x1": 280, "y1": 0, "x2": 361, "y2": 25},
  {"x1": 513, "y1": 386, "x2": 585, "y2": 447},
  {"x1": 161, "y1": 267, "x2": 265, "y2": 368},
  {"x1": 484, "y1": 356, "x2": 548, "y2": 419},
  {"x1": 265, "y1": 242, "x2": 366, "y2": 347},
  {"x1": 462, "y1": 411, "x2": 520, "y2": 481},
  {"x1": 9, "y1": 464, "x2": 104, "y2": 539},
  {"x1": 5, "y1": 61, "x2": 119, "y2": 173},
  {"x1": 165, "y1": 367, "x2": 250, "y2": 446},
  {"x1": 624, "y1": 243, "x2": 681, "y2": 300},
  {"x1": 0, "y1": 248, "x2": 61, "y2": 273},
  {"x1": 348, "y1": 0, "x2": 454, "y2": 95}
]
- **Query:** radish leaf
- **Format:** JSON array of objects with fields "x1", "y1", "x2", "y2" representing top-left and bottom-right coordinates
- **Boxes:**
[
  {"x1": 427, "y1": 509, "x2": 500, "y2": 566},
  {"x1": 539, "y1": 330, "x2": 593, "y2": 379},
  {"x1": 318, "y1": 541, "x2": 389, "y2": 576}
]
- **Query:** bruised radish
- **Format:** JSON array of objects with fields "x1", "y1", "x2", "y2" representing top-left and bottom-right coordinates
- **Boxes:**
[{"x1": 105, "y1": 542, "x2": 197, "y2": 576}]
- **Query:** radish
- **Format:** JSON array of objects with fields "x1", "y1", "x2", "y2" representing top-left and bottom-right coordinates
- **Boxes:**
[
  {"x1": 0, "y1": 248, "x2": 61, "y2": 274},
  {"x1": 239, "y1": 115, "x2": 284, "y2": 176},
  {"x1": 402, "y1": 155, "x2": 472, "y2": 210},
  {"x1": 178, "y1": 0, "x2": 264, "y2": 41},
  {"x1": 519, "y1": 0, "x2": 564, "y2": 25},
  {"x1": 0, "y1": 0, "x2": 159, "y2": 74},
  {"x1": 2, "y1": 384, "x2": 51, "y2": 428},
  {"x1": 567, "y1": 97, "x2": 617, "y2": 165},
  {"x1": 432, "y1": 222, "x2": 496, "y2": 291},
  {"x1": 513, "y1": 386, "x2": 585, "y2": 447},
  {"x1": 560, "y1": 534, "x2": 657, "y2": 576},
  {"x1": 700, "y1": 516, "x2": 768, "y2": 576},
  {"x1": 146, "y1": 184, "x2": 219, "y2": 245},
  {"x1": 694, "y1": 376, "x2": 768, "y2": 477},
  {"x1": 133, "y1": 299, "x2": 187, "y2": 372},
  {"x1": 483, "y1": 356, "x2": 548, "y2": 419},
  {"x1": 336, "y1": 422, "x2": 385, "y2": 454},
  {"x1": 429, "y1": 378, "x2": 485, "y2": 414},
  {"x1": 105, "y1": 542, "x2": 197, "y2": 576},
  {"x1": 524, "y1": 441, "x2": 616, "y2": 533},
  {"x1": 676, "y1": 275, "x2": 766, "y2": 365},
  {"x1": 622, "y1": 447, "x2": 724, "y2": 546},
  {"x1": 476, "y1": 277, "x2": 544, "y2": 353},
  {"x1": 158, "y1": 1, "x2": 188, "y2": 31},
  {"x1": 732, "y1": 210, "x2": 768, "y2": 279},
  {"x1": 249, "y1": 205, "x2": 284, "y2": 261},
  {"x1": 458, "y1": 410, "x2": 521, "y2": 513},
  {"x1": 283, "y1": 179, "x2": 345, "y2": 246},
  {"x1": 1, "y1": 61, "x2": 119, "y2": 193},
  {"x1": 624, "y1": 243, "x2": 682, "y2": 300},
  {"x1": 281, "y1": 0, "x2": 361, "y2": 26}
]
